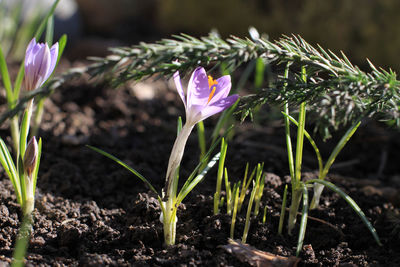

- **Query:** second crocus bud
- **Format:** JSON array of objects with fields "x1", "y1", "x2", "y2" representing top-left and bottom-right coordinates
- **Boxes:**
[{"x1": 24, "y1": 136, "x2": 38, "y2": 177}]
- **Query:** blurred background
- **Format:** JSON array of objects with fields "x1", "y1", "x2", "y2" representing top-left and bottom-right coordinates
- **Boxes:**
[{"x1": 2, "y1": 0, "x2": 400, "y2": 70}]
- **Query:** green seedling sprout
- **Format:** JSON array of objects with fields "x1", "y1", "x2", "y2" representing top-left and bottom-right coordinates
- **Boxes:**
[
  {"x1": 230, "y1": 181, "x2": 240, "y2": 239},
  {"x1": 253, "y1": 163, "x2": 265, "y2": 217},
  {"x1": 278, "y1": 184, "x2": 288, "y2": 235},
  {"x1": 214, "y1": 137, "x2": 228, "y2": 215},
  {"x1": 262, "y1": 205, "x2": 268, "y2": 224},
  {"x1": 242, "y1": 181, "x2": 257, "y2": 244},
  {"x1": 238, "y1": 164, "x2": 257, "y2": 212},
  {"x1": 90, "y1": 67, "x2": 238, "y2": 246},
  {"x1": 224, "y1": 167, "x2": 233, "y2": 215}
]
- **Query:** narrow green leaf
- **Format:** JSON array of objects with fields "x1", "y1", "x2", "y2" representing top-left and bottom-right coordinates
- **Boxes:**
[
  {"x1": 33, "y1": 0, "x2": 61, "y2": 40},
  {"x1": 197, "y1": 121, "x2": 206, "y2": 161},
  {"x1": 282, "y1": 111, "x2": 323, "y2": 176},
  {"x1": 180, "y1": 125, "x2": 233, "y2": 195},
  {"x1": 321, "y1": 120, "x2": 361, "y2": 179},
  {"x1": 87, "y1": 145, "x2": 159, "y2": 195},
  {"x1": 0, "y1": 139, "x2": 21, "y2": 204},
  {"x1": 176, "y1": 152, "x2": 220, "y2": 205},
  {"x1": 32, "y1": 138, "x2": 42, "y2": 195},
  {"x1": 306, "y1": 179, "x2": 382, "y2": 246},
  {"x1": 278, "y1": 184, "x2": 288, "y2": 235},
  {"x1": 242, "y1": 181, "x2": 257, "y2": 243},
  {"x1": 0, "y1": 45, "x2": 15, "y2": 106},
  {"x1": 296, "y1": 183, "x2": 308, "y2": 257},
  {"x1": 19, "y1": 106, "x2": 32, "y2": 161},
  {"x1": 45, "y1": 15, "x2": 54, "y2": 46}
]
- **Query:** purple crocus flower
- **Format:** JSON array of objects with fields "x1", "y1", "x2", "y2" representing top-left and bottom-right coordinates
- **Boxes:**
[
  {"x1": 173, "y1": 67, "x2": 239, "y2": 126},
  {"x1": 24, "y1": 38, "x2": 58, "y2": 91},
  {"x1": 164, "y1": 67, "x2": 239, "y2": 195}
]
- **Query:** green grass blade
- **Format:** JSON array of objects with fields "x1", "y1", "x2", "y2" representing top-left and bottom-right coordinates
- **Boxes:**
[
  {"x1": 214, "y1": 137, "x2": 227, "y2": 214},
  {"x1": 306, "y1": 179, "x2": 382, "y2": 246},
  {"x1": 33, "y1": 0, "x2": 60, "y2": 40},
  {"x1": 294, "y1": 67, "x2": 307, "y2": 187},
  {"x1": 180, "y1": 125, "x2": 233, "y2": 195},
  {"x1": 321, "y1": 120, "x2": 361, "y2": 179},
  {"x1": 45, "y1": 15, "x2": 54, "y2": 45},
  {"x1": 177, "y1": 152, "x2": 220, "y2": 205},
  {"x1": 242, "y1": 181, "x2": 257, "y2": 244},
  {"x1": 0, "y1": 139, "x2": 21, "y2": 204},
  {"x1": 0, "y1": 45, "x2": 15, "y2": 106},
  {"x1": 197, "y1": 121, "x2": 206, "y2": 161},
  {"x1": 32, "y1": 138, "x2": 42, "y2": 195},
  {"x1": 296, "y1": 183, "x2": 309, "y2": 257},
  {"x1": 283, "y1": 64, "x2": 295, "y2": 181},
  {"x1": 282, "y1": 111, "x2": 323, "y2": 176},
  {"x1": 87, "y1": 145, "x2": 159, "y2": 195},
  {"x1": 278, "y1": 184, "x2": 288, "y2": 235},
  {"x1": 19, "y1": 107, "x2": 32, "y2": 161}
]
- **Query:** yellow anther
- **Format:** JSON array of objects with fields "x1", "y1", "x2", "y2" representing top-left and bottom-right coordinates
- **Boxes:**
[
  {"x1": 208, "y1": 75, "x2": 218, "y2": 89},
  {"x1": 207, "y1": 75, "x2": 218, "y2": 104},
  {"x1": 207, "y1": 87, "x2": 217, "y2": 104}
]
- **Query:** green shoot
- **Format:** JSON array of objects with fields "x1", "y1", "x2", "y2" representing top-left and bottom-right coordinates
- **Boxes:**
[
  {"x1": 306, "y1": 179, "x2": 381, "y2": 246},
  {"x1": 262, "y1": 205, "x2": 268, "y2": 224},
  {"x1": 224, "y1": 168, "x2": 232, "y2": 215},
  {"x1": 253, "y1": 163, "x2": 265, "y2": 217},
  {"x1": 288, "y1": 66, "x2": 307, "y2": 235},
  {"x1": 214, "y1": 137, "x2": 228, "y2": 214},
  {"x1": 278, "y1": 184, "x2": 288, "y2": 235},
  {"x1": 296, "y1": 183, "x2": 309, "y2": 257},
  {"x1": 242, "y1": 181, "x2": 257, "y2": 244},
  {"x1": 230, "y1": 182, "x2": 241, "y2": 239},
  {"x1": 238, "y1": 164, "x2": 256, "y2": 212}
]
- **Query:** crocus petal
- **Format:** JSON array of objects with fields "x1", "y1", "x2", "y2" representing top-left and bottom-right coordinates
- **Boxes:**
[
  {"x1": 173, "y1": 71, "x2": 186, "y2": 109},
  {"x1": 33, "y1": 45, "x2": 51, "y2": 89},
  {"x1": 44, "y1": 42, "x2": 58, "y2": 81},
  {"x1": 187, "y1": 67, "x2": 210, "y2": 109},
  {"x1": 207, "y1": 75, "x2": 231, "y2": 106},
  {"x1": 198, "y1": 94, "x2": 239, "y2": 122},
  {"x1": 25, "y1": 38, "x2": 36, "y2": 62}
]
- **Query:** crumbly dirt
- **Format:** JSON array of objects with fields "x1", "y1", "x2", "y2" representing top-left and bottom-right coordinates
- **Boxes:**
[{"x1": 0, "y1": 67, "x2": 399, "y2": 266}]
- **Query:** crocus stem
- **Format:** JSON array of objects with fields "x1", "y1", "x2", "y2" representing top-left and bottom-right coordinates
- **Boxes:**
[
  {"x1": 162, "y1": 201, "x2": 177, "y2": 246},
  {"x1": 162, "y1": 122, "x2": 194, "y2": 246},
  {"x1": 165, "y1": 123, "x2": 194, "y2": 200},
  {"x1": 22, "y1": 176, "x2": 34, "y2": 216}
]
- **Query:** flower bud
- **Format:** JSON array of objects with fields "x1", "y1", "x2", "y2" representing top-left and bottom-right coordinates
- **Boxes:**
[
  {"x1": 24, "y1": 38, "x2": 58, "y2": 91},
  {"x1": 24, "y1": 137, "x2": 38, "y2": 177}
]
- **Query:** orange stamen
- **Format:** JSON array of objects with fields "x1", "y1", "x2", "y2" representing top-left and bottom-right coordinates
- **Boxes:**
[{"x1": 207, "y1": 75, "x2": 218, "y2": 104}]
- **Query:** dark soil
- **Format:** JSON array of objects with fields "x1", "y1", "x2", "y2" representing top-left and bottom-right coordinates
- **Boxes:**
[{"x1": 0, "y1": 66, "x2": 400, "y2": 266}]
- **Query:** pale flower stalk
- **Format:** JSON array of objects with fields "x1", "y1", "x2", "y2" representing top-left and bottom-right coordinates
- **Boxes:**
[{"x1": 162, "y1": 67, "x2": 238, "y2": 245}]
